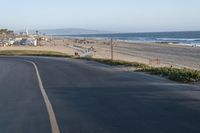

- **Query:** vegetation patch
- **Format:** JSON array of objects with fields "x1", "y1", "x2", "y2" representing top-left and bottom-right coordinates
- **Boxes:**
[
  {"x1": 0, "y1": 50, "x2": 72, "y2": 57},
  {"x1": 140, "y1": 67, "x2": 200, "y2": 83},
  {"x1": 80, "y1": 57, "x2": 149, "y2": 68}
]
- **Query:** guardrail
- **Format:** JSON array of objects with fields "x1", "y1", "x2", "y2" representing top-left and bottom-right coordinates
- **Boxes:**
[{"x1": 67, "y1": 45, "x2": 95, "y2": 58}]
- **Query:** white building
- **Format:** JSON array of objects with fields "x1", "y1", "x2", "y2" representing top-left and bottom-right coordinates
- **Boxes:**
[{"x1": 13, "y1": 38, "x2": 37, "y2": 46}]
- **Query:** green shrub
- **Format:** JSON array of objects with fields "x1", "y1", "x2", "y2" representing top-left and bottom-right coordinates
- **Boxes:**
[{"x1": 142, "y1": 67, "x2": 200, "y2": 83}]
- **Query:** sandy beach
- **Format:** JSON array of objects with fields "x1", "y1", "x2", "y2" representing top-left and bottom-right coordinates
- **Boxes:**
[
  {"x1": 1, "y1": 38, "x2": 200, "y2": 70},
  {"x1": 92, "y1": 40, "x2": 200, "y2": 70}
]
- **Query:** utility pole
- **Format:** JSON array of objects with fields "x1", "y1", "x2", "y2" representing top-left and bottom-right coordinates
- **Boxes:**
[{"x1": 110, "y1": 38, "x2": 114, "y2": 60}]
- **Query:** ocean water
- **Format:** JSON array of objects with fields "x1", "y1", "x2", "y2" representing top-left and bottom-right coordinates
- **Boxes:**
[{"x1": 69, "y1": 31, "x2": 200, "y2": 46}]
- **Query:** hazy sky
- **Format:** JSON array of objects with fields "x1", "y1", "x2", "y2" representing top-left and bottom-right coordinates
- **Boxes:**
[{"x1": 0, "y1": 0, "x2": 200, "y2": 32}]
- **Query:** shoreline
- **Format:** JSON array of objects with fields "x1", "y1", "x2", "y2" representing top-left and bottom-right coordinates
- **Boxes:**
[{"x1": 53, "y1": 35, "x2": 200, "y2": 47}]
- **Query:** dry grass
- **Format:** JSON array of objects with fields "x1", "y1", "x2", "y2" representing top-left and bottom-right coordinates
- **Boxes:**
[{"x1": 0, "y1": 50, "x2": 72, "y2": 57}]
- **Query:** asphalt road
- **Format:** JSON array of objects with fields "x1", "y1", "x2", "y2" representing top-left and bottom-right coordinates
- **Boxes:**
[{"x1": 0, "y1": 56, "x2": 200, "y2": 133}]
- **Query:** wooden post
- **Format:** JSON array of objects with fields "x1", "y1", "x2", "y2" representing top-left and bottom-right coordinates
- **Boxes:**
[{"x1": 111, "y1": 38, "x2": 113, "y2": 60}]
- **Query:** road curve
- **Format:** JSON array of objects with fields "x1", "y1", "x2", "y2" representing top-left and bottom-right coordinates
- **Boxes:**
[{"x1": 0, "y1": 56, "x2": 200, "y2": 133}]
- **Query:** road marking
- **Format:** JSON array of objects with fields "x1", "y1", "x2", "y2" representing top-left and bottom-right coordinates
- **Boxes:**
[{"x1": 24, "y1": 60, "x2": 60, "y2": 133}]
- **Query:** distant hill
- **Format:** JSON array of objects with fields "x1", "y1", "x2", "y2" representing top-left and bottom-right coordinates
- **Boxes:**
[{"x1": 24, "y1": 28, "x2": 111, "y2": 35}]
